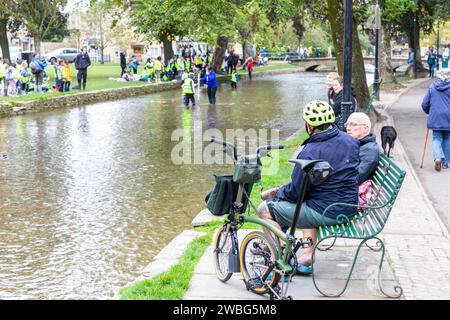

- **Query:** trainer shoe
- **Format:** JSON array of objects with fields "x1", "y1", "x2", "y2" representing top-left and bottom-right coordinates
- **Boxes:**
[
  {"x1": 435, "y1": 159, "x2": 442, "y2": 172},
  {"x1": 442, "y1": 162, "x2": 449, "y2": 169}
]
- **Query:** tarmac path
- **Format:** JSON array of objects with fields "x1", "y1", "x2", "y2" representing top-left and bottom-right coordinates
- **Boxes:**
[{"x1": 388, "y1": 79, "x2": 450, "y2": 232}]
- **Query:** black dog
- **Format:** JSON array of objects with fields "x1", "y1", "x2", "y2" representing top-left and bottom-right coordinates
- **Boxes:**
[{"x1": 381, "y1": 126, "x2": 397, "y2": 158}]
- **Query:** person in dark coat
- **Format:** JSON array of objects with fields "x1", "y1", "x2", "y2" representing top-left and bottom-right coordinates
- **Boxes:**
[
  {"x1": 421, "y1": 69, "x2": 450, "y2": 171},
  {"x1": 331, "y1": 76, "x2": 357, "y2": 131},
  {"x1": 120, "y1": 51, "x2": 127, "y2": 77},
  {"x1": 257, "y1": 100, "x2": 359, "y2": 273},
  {"x1": 74, "y1": 47, "x2": 91, "y2": 90},
  {"x1": 345, "y1": 112, "x2": 379, "y2": 184}
]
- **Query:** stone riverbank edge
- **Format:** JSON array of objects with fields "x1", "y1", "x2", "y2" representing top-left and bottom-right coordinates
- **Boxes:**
[
  {"x1": 0, "y1": 68, "x2": 302, "y2": 118},
  {"x1": 121, "y1": 77, "x2": 450, "y2": 300}
]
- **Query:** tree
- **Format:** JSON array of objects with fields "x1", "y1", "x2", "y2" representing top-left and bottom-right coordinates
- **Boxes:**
[
  {"x1": 84, "y1": 1, "x2": 115, "y2": 64},
  {"x1": 129, "y1": 0, "x2": 192, "y2": 63},
  {"x1": 234, "y1": 1, "x2": 272, "y2": 60},
  {"x1": 4, "y1": 0, "x2": 68, "y2": 53},
  {"x1": 0, "y1": 12, "x2": 10, "y2": 60},
  {"x1": 376, "y1": 0, "x2": 415, "y2": 83},
  {"x1": 42, "y1": 8, "x2": 70, "y2": 42}
]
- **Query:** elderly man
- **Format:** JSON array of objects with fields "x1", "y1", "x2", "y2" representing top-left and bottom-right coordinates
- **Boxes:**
[
  {"x1": 257, "y1": 100, "x2": 359, "y2": 274},
  {"x1": 345, "y1": 112, "x2": 380, "y2": 183},
  {"x1": 422, "y1": 69, "x2": 450, "y2": 171}
]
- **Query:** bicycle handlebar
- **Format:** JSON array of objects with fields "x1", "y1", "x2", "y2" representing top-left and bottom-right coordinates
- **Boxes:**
[{"x1": 210, "y1": 137, "x2": 284, "y2": 160}]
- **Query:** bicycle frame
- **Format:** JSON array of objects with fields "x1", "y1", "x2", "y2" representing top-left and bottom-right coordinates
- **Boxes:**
[{"x1": 227, "y1": 182, "x2": 301, "y2": 274}]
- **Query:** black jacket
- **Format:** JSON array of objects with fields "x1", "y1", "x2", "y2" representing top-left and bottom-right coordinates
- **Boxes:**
[
  {"x1": 120, "y1": 53, "x2": 127, "y2": 67},
  {"x1": 358, "y1": 133, "x2": 379, "y2": 184},
  {"x1": 75, "y1": 52, "x2": 91, "y2": 70},
  {"x1": 332, "y1": 89, "x2": 357, "y2": 131}
]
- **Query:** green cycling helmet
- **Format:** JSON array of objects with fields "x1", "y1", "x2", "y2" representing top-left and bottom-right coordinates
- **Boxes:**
[{"x1": 303, "y1": 100, "x2": 335, "y2": 127}]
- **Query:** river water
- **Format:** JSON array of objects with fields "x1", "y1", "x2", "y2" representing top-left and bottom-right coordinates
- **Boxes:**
[{"x1": 0, "y1": 73, "x2": 329, "y2": 299}]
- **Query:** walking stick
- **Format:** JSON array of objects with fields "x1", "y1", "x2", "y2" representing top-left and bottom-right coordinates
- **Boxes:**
[{"x1": 420, "y1": 129, "x2": 430, "y2": 168}]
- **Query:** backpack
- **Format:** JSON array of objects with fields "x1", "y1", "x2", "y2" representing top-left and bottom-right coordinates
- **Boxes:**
[{"x1": 30, "y1": 61, "x2": 40, "y2": 74}]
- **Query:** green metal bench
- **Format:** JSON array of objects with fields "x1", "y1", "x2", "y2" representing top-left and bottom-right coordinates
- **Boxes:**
[{"x1": 312, "y1": 153, "x2": 406, "y2": 298}]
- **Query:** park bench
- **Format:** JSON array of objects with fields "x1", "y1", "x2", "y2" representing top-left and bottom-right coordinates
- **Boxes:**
[{"x1": 312, "y1": 152, "x2": 406, "y2": 298}]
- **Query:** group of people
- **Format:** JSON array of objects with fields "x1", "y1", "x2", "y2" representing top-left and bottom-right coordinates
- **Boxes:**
[
  {"x1": 252, "y1": 65, "x2": 450, "y2": 273},
  {"x1": 0, "y1": 58, "x2": 36, "y2": 96},
  {"x1": 119, "y1": 51, "x2": 214, "y2": 84},
  {"x1": 257, "y1": 98, "x2": 377, "y2": 273},
  {"x1": 408, "y1": 44, "x2": 450, "y2": 78},
  {"x1": 0, "y1": 47, "x2": 91, "y2": 96}
]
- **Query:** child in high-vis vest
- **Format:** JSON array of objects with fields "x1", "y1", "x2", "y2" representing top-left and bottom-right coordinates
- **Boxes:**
[
  {"x1": 182, "y1": 72, "x2": 196, "y2": 107},
  {"x1": 54, "y1": 60, "x2": 64, "y2": 92},
  {"x1": 230, "y1": 70, "x2": 239, "y2": 90},
  {"x1": 18, "y1": 61, "x2": 31, "y2": 95}
]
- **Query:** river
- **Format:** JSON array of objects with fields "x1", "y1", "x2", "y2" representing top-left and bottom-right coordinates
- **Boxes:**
[{"x1": 0, "y1": 73, "x2": 330, "y2": 299}]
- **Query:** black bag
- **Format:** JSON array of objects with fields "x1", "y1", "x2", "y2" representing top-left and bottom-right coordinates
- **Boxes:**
[
  {"x1": 205, "y1": 175, "x2": 254, "y2": 216},
  {"x1": 205, "y1": 175, "x2": 236, "y2": 216}
]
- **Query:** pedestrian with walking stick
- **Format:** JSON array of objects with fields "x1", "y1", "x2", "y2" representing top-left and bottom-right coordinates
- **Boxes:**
[{"x1": 421, "y1": 69, "x2": 450, "y2": 171}]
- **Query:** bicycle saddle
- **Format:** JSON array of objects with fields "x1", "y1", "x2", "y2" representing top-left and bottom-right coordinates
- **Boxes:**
[{"x1": 289, "y1": 159, "x2": 333, "y2": 185}]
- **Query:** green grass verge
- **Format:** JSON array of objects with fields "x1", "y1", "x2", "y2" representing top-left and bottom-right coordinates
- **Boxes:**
[
  {"x1": 120, "y1": 130, "x2": 308, "y2": 300},
  {"x1": 0, "y1": 62, "x2": 298, "y2": 103}
]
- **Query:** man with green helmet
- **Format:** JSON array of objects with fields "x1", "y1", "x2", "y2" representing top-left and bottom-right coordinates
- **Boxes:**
[{"x1": 257, "y1": 100, "x2": 360, "y2": 274}]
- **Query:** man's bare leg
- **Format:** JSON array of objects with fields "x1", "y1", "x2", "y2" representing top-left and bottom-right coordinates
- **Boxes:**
[
  {"x1": 298, "y1": 229, "x2": 317, "y2": 266},
  {"x1": 256, "y1": 201, "x2": 282, "y2": 242}
]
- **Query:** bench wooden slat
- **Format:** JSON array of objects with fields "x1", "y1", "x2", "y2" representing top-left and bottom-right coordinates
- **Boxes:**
[{"x1": 316, "y1": 153, "x2": 405, "y2": 242}]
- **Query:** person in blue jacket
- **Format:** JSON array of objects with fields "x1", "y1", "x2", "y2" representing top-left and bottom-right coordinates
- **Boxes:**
[
  {"x1": 200, "y1": 66, "x2": 218, "y2": 105},
  {"x1": 257, "y1": 100, "x2": 359, "y2": 274},
  {"x1": 30, "y1": 52, "x2": 47, "y2": 94},
  {"x1": 421, "y1": 69, "x2": 450, "y2": 171}
]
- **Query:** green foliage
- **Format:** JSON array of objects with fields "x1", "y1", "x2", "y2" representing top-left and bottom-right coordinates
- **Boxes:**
[
  {"x1": 3, "y1": 0, "x2": 68, "y2": 42},
  {"x1": 42, "y1": 9, "x2": 70, "y2": 42},
  {"x1": 301, "y1": 22, "x2": 332, "y2": 50},
  {"x1": 131, "y1": 0, "x2": 191, "y2": 42},
  {"x1": 121, "y1": 233, "x2": 212, "y2": 300}
]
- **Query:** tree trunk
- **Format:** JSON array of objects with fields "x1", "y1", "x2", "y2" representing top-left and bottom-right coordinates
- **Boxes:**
[
  {"x1": 380, "y1": 24, "x2": 396, "y2": 83},
  {"x1": 212, "y1": 35, "x2": 228, "y2": 72},
  {"x1": 327, "y1": 0, "x2": 370, "y2": 111},
  {"x1": 0, "y1": 17, "x2": 10, "y2": 61},
  {"x1": 162, "y1": 36, "x2": 174, "y2": 64},
  {"x1": 34, "y1": 33, "x2": 41, "y2": 53}
]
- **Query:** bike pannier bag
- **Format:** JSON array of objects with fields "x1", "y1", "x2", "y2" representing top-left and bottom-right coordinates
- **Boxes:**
[{"x1": 205, "y1": 175, "x2": 236, "y2": 216}]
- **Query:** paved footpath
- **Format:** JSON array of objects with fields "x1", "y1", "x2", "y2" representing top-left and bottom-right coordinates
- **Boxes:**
[{"x1": 183, "y1": 78, "x2": 450, "y2": 300}]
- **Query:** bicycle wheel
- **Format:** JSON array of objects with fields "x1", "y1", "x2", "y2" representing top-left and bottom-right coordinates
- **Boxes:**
[
  {"x1": 213, "y1": 224, "x2": 234, "y2": 282},
  {"x1": 240, "y1": 231, "x2": 280, "y2": 295}
]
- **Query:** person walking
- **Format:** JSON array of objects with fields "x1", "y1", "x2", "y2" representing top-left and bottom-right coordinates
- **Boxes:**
[
  {"x1": 120, "y1": 51, "x2": 127, "y2": 77},
  {"x1": 442, "y1": 44, "x2": 450, "y2": 70},
  {"x1": 74, "y1": 47, "x2": 91, "y2": 90},
  {"x1": 421, "y1": 69, "x2": 450, "y2": 171},
  {"x1": 426, "y1": 46, "x2": 438, "y2": 78},
  {"x1": 182, "y1": 72, "x2": 196, "y2": 108},
  {"x1": 246, "y1": 56, "x2": 254, "y2": 80},
  {"x1": 200, "y1": 66, "x2": 218, "y2": 105}
]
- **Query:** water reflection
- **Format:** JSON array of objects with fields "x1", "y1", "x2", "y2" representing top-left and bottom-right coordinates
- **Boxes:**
[{"x1": 0, "y1": 73, "x2": 327, "y2": 299}]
